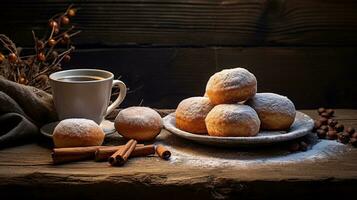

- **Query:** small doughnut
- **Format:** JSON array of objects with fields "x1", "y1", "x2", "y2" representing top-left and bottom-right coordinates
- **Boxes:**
[
  {"x1": 53, "y1": 118, "x2": 105, "y2": 148},
  {"x1": 175, "y1": 96, "x2": 214, "y2": 134},
  {"x1": 205, "y1": 104, "x2": 260, "y2": 137},
  {"x1": 114, "y1": 107, "x2": 163, "y2": 141},
  {"x1": 246, "y1": 93, "x2": 296, "y2": 130},
  {"x1": 205, "y1": 67, "x2": 257, "y2": 104}
]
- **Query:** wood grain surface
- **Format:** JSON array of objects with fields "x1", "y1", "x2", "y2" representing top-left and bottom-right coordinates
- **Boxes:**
[
  {"x1": 1, "y1": 0, "x2": 357, "y2": 46},
  {"x1": 0, "y1": 109, "x2": 356, "y2": 199},
  {"x1": 64, "y1": 47, "x2": 357, "y2": 109}
]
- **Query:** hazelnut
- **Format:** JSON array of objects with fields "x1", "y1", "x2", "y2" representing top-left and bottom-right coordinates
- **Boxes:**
[
  {"x1": 321, "y1": 112, "x2": 330, "y2": 118},
  {"x1": 320, "y1": 125, "x2": 328, "y2": 132},
  {"x1": 299, "y1": 141, "x2": 308, "y2": 151},
  {"x1": 326, "y1": 130, "x2": 338, "y2": 140},
  {"x1": 338, "y1": 132, "x2": 350, "y2": 144},
  {"x1": 326, "y1": 109, "x2": 335, "y2": 117},
  {"x1": 346, "y1": 127, "x2": 355, "y2": 135},
  {"x1": 317, "y1": 129, "x2": 327, "y2": 139},
  {"x1": 314, "y1": 120, "x2": 322, "y2": 130},
  {"x1": 318, "y1": 107, "x2": 326, "y2": 115},
  {"x1": 327, "y1": 119, "x2": 338, "y2": 127},
  {"x1": 351, "y1": 132, "x2": 357, "y2": 139},
  {"x1": 335, "y1": 124, "x2": 344, "y2": 132},
  {"x1": 350, "y1": 138, "x2": 357, "y2": 147},
  {"x1": 318, "y1": 117, "x2": 328, "y2": 125},
  {"x1": 288, "y1": 142, "x2": 300, "y2": 152}
]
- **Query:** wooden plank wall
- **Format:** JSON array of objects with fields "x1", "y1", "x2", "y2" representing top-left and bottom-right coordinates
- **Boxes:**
[{"x1": 1, "y1": 0, "x2": 357, "y2": 108}]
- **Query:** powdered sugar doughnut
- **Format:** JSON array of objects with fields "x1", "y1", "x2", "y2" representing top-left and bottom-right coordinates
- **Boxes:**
[
  {"x1": 53, "y1": 118, "x2": 105, "y2": 148},
  {"x1": 205, "y1": 68, "x2": 257, "y2": 104},
  {"x1": 205, "y1": 104, "x2": 260, "y2": 137},
  {"x1": 246, "y1": 93, "x2": 296, "y2": 130},
  {"x1": 176, "y1": 97, "x2": 214, "y2": 134},
  {"x1": 115, "y1": 107, "x2": 163, "y2": 141}
]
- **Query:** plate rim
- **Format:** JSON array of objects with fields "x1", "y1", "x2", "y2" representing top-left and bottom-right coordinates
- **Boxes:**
[{"x1": 163, "y1": 111, "x2": 314, "y2": 145}]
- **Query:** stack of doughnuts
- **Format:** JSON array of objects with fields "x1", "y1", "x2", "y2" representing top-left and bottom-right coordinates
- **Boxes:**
[{"x1": 175, "y1": 67, "x2": 296, "y2": 137}]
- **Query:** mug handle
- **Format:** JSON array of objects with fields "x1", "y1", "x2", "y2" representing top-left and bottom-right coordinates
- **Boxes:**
[{"x1": 106, "y1": 80, "x2": 127, "y2": 116}]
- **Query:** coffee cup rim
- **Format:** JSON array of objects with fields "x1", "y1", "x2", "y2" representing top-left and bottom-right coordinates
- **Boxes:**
[{"x1": 49, "y1": 68, "x2": 114, "y2": 83}]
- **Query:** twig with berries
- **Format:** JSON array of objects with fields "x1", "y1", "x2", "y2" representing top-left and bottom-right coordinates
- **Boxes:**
[{"x1": 0, "y1": 5, "x2": 80, "y2": 92}]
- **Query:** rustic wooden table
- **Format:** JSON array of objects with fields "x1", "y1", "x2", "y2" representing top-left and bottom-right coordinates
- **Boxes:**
[{"x1": 0, "y1": 109, "x2": 356, "y2": 199}]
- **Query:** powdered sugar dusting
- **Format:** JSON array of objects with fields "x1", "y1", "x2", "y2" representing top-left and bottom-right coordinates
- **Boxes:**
[
  {"x1": 176, "y1": 97, "x2": 214, "y2": 120},
  {"x1": 54, "y1": 118, "x2": 102, "y2": 137},
  {"x1": 206, "y1": 67, "x2": 257, "y2": 91},
  {"x1": 206, "y1": 104, "x2": 260, "y2": 124},
  {"x1": 116, "y1": 107, "x2": 163, "y2": 128},
  {"x1": 247, "y1": 93, "x2": 296, "y2": 117},
  {"x1": 166, "y1": 139, "x2": 350, "y2": 168}
]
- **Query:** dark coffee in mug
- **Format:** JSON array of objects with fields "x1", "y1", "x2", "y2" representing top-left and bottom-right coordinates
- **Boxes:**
[{"x1": 57, "y1": 75, "x2": 104, "y2": 82}]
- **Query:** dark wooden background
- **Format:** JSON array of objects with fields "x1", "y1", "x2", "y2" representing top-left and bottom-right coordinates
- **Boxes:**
[{"x1": 1, "y1": 0, "x2": 357, "y2": 109}]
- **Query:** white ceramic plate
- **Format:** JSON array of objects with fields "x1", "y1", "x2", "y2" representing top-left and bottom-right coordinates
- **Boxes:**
[
  {"x1": 40, "y1": 120, "x2": 116, "y2": 138},
  {"x1": 163, "y1": 111, "x2": 314, "y2": 147}
]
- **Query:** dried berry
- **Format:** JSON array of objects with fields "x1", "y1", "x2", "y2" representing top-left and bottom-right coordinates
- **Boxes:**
[
  {"x1": 49, "y1": 20, "x2": 58, "y2": 28},
  {"x1": 37, "y1": 40, "x2": 45, "y2": 49},
  {"x1": 335, "y1": 124, "x2": 344, "y2": 132},
  {"x1": 350, "y1": 138, "x2": 357, "y2": 147},
  {"x1": 18, "y1": 76, "x2": 28, "y2": 85},
  {"x1": 328, "y1": 119, "x2": 338, "y2": 127},
  {"x1": 299, "y1": 141, "x2": 308, "y2": 151},
  {"x1": 326, "y1": 130, "x2": 338, "y2": 140},
  {"x1": 50, "y1": 51, "x2": 58, "y2": 59},
  {"x1": 67, "y1": 8, "x2": 76, "y2": 17},
  {"x1": 338, "y1": 132, "x2": 350, "y2": 144},
  {"x1": 0, "y1": 53, "x2": 5, "y2": 63},
  {"x1": 318, "y1": 107, "x2": 326, "y2": 115},
  {"x1": 54, "y1": 28, "x2": 60, "y2": 34},
  {"x1": 37, "y1": 52, "x2": 46, "y2": 62},
  {"x1": 8, "y1": 53, "x2": 17, "y2": 63},
  {"x1": 63, "y1": 33, "x2": 70, "y2": 41},
  {"x1": 48, "y1": 39, "x2": 57, "y2": 47},
  {"x1": 317, "y1": 129, "x2": 327, "y2": 139},
  {"x1": 63, "y1": 54, "x2": 71, "y2": 62},
  {"x1": 61, "y1": 16, "x2": 70, "y2": 25},
  {"x1": 346, "y1": 127, "x2": 355, "y2": 135}
]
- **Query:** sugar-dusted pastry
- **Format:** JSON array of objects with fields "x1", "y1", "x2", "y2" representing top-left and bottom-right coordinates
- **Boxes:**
[
  {"x1": 246, "y1": 93, "x2": 296, "y2": 130},
  {"x1": 205, "y1": 104, "x2": 260, "y2": 137},
  {"x1": 175, "y1": 96, "x2": 214, "y2": 134},
  {"x1": 205, "y1": 68, "x2": 257, "y2": 104},
  {"x1": 53, "y1": 118, "x2": 105, "y2": 148},
  {"x1": 114, "y1": 107, "x2": 163, "y2": 141}
]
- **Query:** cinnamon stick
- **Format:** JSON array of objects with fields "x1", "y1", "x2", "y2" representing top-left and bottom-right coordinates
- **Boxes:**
[
  {"x1": 52, "y1": 144, "x2": 144, "y2": 165},
  {"x1": 156, "y1": 145, "x2": 171, "y2": 160},
  {"x1": 109, "y1": 139, "x2": 137, "y2": 166},
  {"x1": 94, "y1": 144, "x2": 150, "y2": 162}
]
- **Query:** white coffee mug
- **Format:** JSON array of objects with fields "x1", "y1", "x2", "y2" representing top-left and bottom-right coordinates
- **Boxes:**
[{"x1": 49, "y1": 69, "x2": 126, "y2": 124}]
